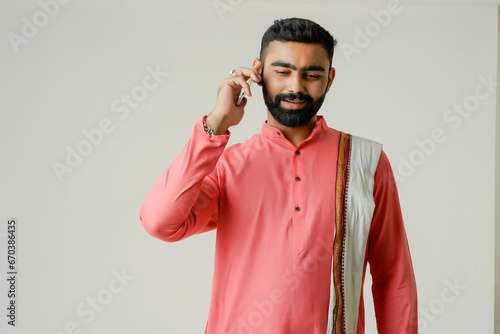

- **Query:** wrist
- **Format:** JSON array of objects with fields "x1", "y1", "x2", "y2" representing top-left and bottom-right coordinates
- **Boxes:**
[
  {"x1": 205, "y1": 113, "x2": 229, "y2": 135},
  {"x1": 203, "y1": 118, "x2": 215, "y2": 136}
]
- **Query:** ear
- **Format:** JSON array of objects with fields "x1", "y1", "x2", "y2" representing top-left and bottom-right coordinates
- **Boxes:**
[
  {"x1": 326, "y1": 67, "x2": 336, "y2": 93},
  {"x1": 253, "y1": 58, "x2": 263, "y2": 86},
  {"x1": 253, "y1": 58, "x2": 262, "y2": 73}
]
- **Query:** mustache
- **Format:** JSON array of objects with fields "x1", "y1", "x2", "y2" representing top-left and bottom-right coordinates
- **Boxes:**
[{"x1": 275, "y1": 93, "x2": 314, "y2": 103}]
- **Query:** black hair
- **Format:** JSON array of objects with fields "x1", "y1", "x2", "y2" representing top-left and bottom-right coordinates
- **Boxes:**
[{"x1": 260, "y1": 18, "x2": 337, "y2": 66}]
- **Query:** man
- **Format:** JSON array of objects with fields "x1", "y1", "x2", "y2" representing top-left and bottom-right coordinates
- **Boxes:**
[{"x1": 140, "y1": 18, "x2": 417, "y2": 334}]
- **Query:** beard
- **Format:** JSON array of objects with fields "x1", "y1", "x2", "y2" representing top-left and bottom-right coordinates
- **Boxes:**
[{"x1": 262, "y1": 80, "x2": 327, "y2": 128}]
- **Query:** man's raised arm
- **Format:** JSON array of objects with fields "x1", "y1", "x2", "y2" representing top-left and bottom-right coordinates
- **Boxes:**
[{"x1": 139, "y1": 63, "x2": 262, "y2": 242}]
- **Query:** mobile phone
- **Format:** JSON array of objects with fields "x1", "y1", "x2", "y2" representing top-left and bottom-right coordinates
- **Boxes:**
[{"x1": 236, "y1": 78, "x2": 253, "y2": 106}]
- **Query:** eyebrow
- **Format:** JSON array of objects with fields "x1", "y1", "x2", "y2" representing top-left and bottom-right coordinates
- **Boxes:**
[{"x1": 271, "y1": 61, "x2": 326, "y2": 72}]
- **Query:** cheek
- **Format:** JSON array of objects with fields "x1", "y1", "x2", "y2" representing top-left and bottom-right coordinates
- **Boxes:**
[
  {"x1": 264, "y1": 77, "x2": 283, "y2": 95},
  {"x1": 311, "y1": 81, "x2": 329, "y2": 98}
]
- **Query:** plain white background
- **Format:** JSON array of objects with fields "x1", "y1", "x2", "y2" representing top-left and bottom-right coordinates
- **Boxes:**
[{"x1": 0, "y1": 0, "x2": 497, "y2": 333}]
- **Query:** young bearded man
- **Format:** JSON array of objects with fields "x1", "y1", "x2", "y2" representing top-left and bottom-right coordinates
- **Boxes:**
[{"x1": 139, "y1": 18, "x2": 417, "y2": 334}]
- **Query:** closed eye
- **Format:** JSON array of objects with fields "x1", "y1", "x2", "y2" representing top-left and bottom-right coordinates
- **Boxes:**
[{"x1": 306, "y1": 74, "x2": 321, "y2": 78}]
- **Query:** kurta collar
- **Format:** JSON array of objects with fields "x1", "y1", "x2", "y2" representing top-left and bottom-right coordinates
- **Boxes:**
[{"x1": 260, "y1": 115, "x2": 329, "y2": 146}]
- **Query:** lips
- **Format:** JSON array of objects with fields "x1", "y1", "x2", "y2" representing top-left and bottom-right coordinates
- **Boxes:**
[
  {"x1": 282, "y1": 99, "x2": 306, "y2": 104},
  {"x1": 281, "y1": 98, "x2": 307, "y2": 110}
]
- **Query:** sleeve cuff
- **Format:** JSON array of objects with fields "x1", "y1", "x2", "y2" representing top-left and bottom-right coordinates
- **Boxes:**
[{"x1": 199, "y1": 115, "x2": 231, "y2": 139}]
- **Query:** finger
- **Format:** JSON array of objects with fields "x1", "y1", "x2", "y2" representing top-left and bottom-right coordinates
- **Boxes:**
[
  {"x1": 235, "y1": 66, "x2": 261, "y2": 83},
  {"x1": 218, "y1": 76, "x2": 248, "y2": 94},
  {"x1": 228, "y1": 76, "x2": 252, "y2": 97},
  {"x1": 251, "y1": 59, "x2": 263, "y2": 82}
]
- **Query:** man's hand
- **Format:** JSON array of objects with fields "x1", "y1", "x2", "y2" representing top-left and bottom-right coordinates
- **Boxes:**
[{"x1": 206, "y1": 60, "x2": 262, "y2": 135}]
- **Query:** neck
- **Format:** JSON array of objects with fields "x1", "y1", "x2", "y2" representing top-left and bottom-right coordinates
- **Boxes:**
[{"x1": 267, "y1": 111, "x2": 318, "y2": 147}]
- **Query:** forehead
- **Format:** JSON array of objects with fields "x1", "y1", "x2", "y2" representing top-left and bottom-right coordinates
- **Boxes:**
[{"x1": 263, "y1": 41, "x2": 330, "y2": 68}]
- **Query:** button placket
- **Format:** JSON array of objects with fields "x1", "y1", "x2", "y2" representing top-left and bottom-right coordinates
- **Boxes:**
[{"x1": 291, "y1": 148, "x2": 306, "y2": 254}]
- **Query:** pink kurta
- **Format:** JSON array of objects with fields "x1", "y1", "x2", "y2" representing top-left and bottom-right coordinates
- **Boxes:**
[{"x1": 139, "y1": 115, "x2": 417, "y2": 333}]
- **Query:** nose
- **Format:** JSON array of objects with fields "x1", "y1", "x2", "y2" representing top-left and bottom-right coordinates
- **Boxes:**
[{"x1": 287, "y1": 72, "x2": 305, "y2": 94}]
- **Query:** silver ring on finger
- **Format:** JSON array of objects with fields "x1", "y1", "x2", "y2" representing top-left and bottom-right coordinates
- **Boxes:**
[{"x1": 229, "y1": 69, "x2": 237, "y2": 77}]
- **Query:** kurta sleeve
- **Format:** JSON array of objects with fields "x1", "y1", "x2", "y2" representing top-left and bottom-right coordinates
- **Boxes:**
[
  {"x1": 367, "y1": 150, "x2": 418, "y2": 333},
  {"x1": 139, "y1": 116, "x2": 230, "y2": 242}
]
